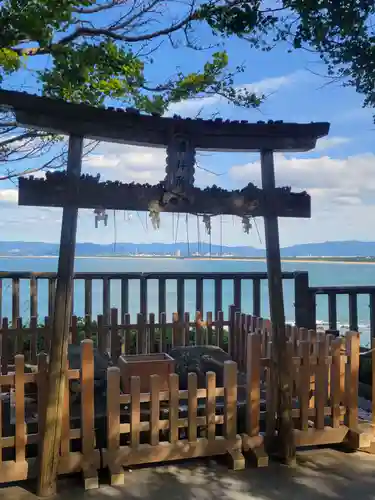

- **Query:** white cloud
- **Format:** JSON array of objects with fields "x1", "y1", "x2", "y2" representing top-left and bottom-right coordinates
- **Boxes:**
[
  {"x1": 0, "y1": 189, "x2": 18, "y2": 204},
  {"x1": 315, "y1": 136, "x2": 351, "y2": 152},
  {"x1": 167, "y1": 72, "x2": 302, "y2": 116},
  {"x1": 229, "y1": 152, "x2": 375, "y2": 208}
]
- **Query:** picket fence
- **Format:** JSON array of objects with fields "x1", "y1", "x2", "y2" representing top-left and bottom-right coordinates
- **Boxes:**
[{"x1": 0, "y1": 311, "x2": 367, "y2": 489}]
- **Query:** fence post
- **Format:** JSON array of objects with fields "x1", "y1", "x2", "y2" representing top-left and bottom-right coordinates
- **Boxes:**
[
  {"x1": 294, "y1": 272, "x2": 315, "y2": 329},
  {"x1": 107, "y1": 366, "x2": 123, "y2": 485}
]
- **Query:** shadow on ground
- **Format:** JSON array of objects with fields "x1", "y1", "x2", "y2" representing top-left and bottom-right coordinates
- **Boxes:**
[{"x1": 1, "y1": 449, "x2": 375, "y2": 500}]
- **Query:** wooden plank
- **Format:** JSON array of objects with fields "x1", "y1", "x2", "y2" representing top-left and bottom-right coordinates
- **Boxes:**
[
  {"x1": 315, "y1": 339, "x2": 327, "y2": 430},
  {"x1": 224, "y1": 361, "x2": 237, "y2": 440},
  {"x1": 252, "y1": 279, "x2": 261, "y2": 317},
  {"x1": 196, "y1": 278, "x2": 204, "y2": 314},
  {"x1": 110, "y1": 308, "x2": 121, "y2": 360},
  {"x1": 71, "y1": 315, "x2": 78, "y2": 345},
  {"x1": 169, "y1": 373, "x2": 179, "y2": 443},
  {"x1": 260, "y1": 148, "x2": 294, "y2": 462},
  {"x1": 299, "y1": 341, "x2": 310, "y2": 432},
  {"x1": 12, "y1": 278, "x2": 20, "y2": 326},
  {"x1": 0, "y1": 278, "x2": 2, "y2": 322},
  {"x1": 331, "y1": 338, "x2": 342, "y2": 428},
  {"x1": 30, "y1": 317, "x2": 38, "y2": 365},
  {"x1": 137, "y1": 313, "x2": 146, "y2": 354},
  {"x1": 30, "y1": 277, "x2": 38, "y2": 319},
  {"x1": 37, "y1": 134, "x2": 84, "y2": 498},
  {"x1": 346, "y1": 332, "x2": 359, "y2": 429},
  {"x1": 130, "y1": 376, "x2": 141, "y2": 448},
  {"x1": 107, "y1": 367, "x2": 121, "y2": 451},
  {"x1": 160, "y1": 312, "x2": 167, "y2": 352},
  {"x1": 246, "y1": 333, "x2": 261, "y2": 436},
  {"x1": 48, "y1": 279, "x2": 56, "y2": 318},
  {"x1": 121, "y1": 278, "x2": 129, "y2": 318},
  {"x1": 328, "y1": 293, "x2": 338, "y2": 330},
  {"x1": 158, "y1": 278, "x2": 166, "y2": 317},
  {"x1": 348, "y1": 292, "x2": 358, "y2": 331},
  {"x1": 84, "y1": 279, "x2": 92, "y2": 319},
  {"x1": 60, "y1": 360, "x2": 70, "y2": 458},
  {"x1": 150, "y1": 375, "x2": 160, "y2": 446},
  {"x1": 177, "y1": 278, "x2": 185, "y2": 319},
  {"x1": 37, "y1": 353, "x2": 48, "y2": 444},
  {"x1": 102, "y1": 278, "x2": 110, "y2": 325},
  {"x1": 216, "y1": 311, "x2": 224, "y2": 349},
  {"x1": 183, "y1": 312, "x2": 190, "y2": 347},
  {"x1": 1, "y1": 317, "x2": 9, "y2": 374},
  {"x1": 15, "y1": 354, "x2": 26, "y2": 462},
  {"x1": 233, "y1": 279, "x2": 241, "y2": 311},
  {"x1": 188, "y1": 373, "x2": 198, "y2": 442},
  {"x1": 140, "y1": 277, "x2": 147, "y2": 317},
  {"x1": 81, "y1": 340, "x2": 95, "y2": 463},
  {"x1": 149, "y1": 313, "x2": 156, "y2": 352},
  {"x1": 214, "y1": 278, "x2": 222, "y2": 317},
  {"x1": 206, "y1": 311, "x2": 213, "y2": 345},
  {"x1": 206, "y1": 372, "x2": 216, "y2": 441}
]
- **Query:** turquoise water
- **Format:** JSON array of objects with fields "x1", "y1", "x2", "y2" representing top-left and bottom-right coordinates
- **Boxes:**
[{"x1": 0, "y1": 257, "x2": 374, "y2": 345}]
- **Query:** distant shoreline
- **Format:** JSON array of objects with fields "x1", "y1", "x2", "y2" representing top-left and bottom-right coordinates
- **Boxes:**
[{"x1": 0, "y1": 255, "x2": 374, "y2": 265}]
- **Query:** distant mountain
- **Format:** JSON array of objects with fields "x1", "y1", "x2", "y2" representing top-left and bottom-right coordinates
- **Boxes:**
[{"x1": 0, "y1": 240, "x2": 375, "y2": 257}]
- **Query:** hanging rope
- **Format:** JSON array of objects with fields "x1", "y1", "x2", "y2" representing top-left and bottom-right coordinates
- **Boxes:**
[
  {"x1": 113, "y1": 210, "x2": 117, "y2": 254},
  {"x1": 174, "y1": 213, "x2": 180, "y2": 245},
  {"x1": 196, "y1": 215, "x2": 201, "y2": 255},
  {"x1": 186, "y1": 213, "x2": 190, "y2": 256},
  {"x1": 220, "y1": 215, "x2": 223, "y2": 256}
]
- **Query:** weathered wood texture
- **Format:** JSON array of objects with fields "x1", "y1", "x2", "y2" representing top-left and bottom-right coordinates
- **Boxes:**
[
  {"x1": 0, "y1": 326, "x2": 363, "y2": 489},
  {"x1": 18, "y1": 178, "x2": 311, "y2": 217},
  {"x1": 260, "y1": 149, "x2": 294, "y2": 462},
  {"x1": 37, "y1": 135, "x2": 84, "y2": 497},
  {"x1": 0, "y1": 89, "x2": 329, "y2": 152}
]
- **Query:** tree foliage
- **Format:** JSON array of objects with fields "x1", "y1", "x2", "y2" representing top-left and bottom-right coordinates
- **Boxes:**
[
  {"x1": 200, "y1": 0, "x2": 375, "y2": 120},
  {"x1": 0, "y1": 0, "x2": 261, "y2": 177}
]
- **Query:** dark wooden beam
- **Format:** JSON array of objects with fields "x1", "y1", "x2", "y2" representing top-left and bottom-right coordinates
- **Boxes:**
[
  {"x1": 260, "y1": 149, "x2": 295, "y2": 463},
  {"x1": 37, "y1": 135, "x2": 83, "y2": 497},
  {"x1": 18, "y1": 178, "x2": 311, "y2": 218},
  {"x1": 0, "y1": 89, "x2": 330, "y2": 152}
]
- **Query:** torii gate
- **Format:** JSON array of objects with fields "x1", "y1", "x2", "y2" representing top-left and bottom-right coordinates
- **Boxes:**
[{"x1": 0, "y1": 89, "x2": 329, "y2": 495}]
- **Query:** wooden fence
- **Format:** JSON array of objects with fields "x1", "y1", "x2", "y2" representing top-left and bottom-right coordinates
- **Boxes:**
[{"x1": 0, "y1": 315, "x2": 369, "y2": 489}]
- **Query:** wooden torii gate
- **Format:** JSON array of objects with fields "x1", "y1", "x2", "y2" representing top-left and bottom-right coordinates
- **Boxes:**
[{"x1": 0, "y1": 89, "x2": 329, "y2": 496}]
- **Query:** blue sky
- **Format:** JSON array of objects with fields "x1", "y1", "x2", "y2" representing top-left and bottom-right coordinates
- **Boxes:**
[{"x1": 1, "y1": 9, "x2": 374, "y2": 248}]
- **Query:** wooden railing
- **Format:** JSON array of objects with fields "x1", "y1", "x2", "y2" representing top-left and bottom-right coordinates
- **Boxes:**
[
  {"x1": 0, "y1": 270, "x2": 310, "y2": 326},
  {"x1": 0, "y1": 321, "x2": 366, "y2": 488},
  {"x1": 309, "y1": 285, "x2": 375, "y2": 336}
]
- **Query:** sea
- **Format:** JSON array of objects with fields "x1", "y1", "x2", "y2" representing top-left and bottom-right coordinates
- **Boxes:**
[{"x1": 0, "y1": 257, "x2": 374, "y2": 346}]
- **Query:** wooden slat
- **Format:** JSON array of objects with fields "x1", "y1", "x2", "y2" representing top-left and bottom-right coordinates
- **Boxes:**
[
  {"x1": 150, "y1": 375, "x2": 160, "y2": 446},
  {"x1": 81, "y1": 339, "x2": 95, "y2": 458},
  {"x1": 48, "y1": 278, "x2": 56, "y2": 318},
  {"x1": 330, "y1": 338, "x2": 341, "y2": 428},
  {"x1": 0, "y1": 278, "x2": 2, "y2": 322},
  {"x1": 224, "y1": 361, "x2": 237, "y2": 440},
  {"x1": 30, "y1": 277, "x2": 38, "y2": 319},
  {"x1": 158, "y1": 278, "x2": 166, "y2": 317},
  {"x1": 328, "y1": 292, "x2": 337, "y2": 330},
  {"x1": 169, "y1": 373, "x2": 179, "y2": 443},
  {"x1": 123, "y1": 313, "x2": 131, "y2": 354},
  {"x1": 111, "y1": 308, "x2": 120, "y2": 360},
  {"x1": 246, "y1": 333, "x2": 261, "y2": 436},
  {"x1": 16, "y1": 317, "x2": 23, "y2": 354},
  {"x1": 315, "y1": 339, "x2": 327, "y2": 430},
  {"x1": 84, "y1": 279, "x2": 92, "y2": 319},
  {"x1": 140, "y1": 277, "x2": 147, "y2": 317},
  {"x1": 107, "y1": 367, "x2": 121, "y2": 451},
  {"x1": 265, "y1": 340, "x2": 276, "y2": 441},
  {"x1": 149, "y1": 313, "x2": 156, "y2": 352},
  {"x1": 183, "y1": 312, "x2": 190, "y2": 347},
  {"x1": 348, "y1": 292, "x2": 358, "y2": 331},
  {"x1": 15, "y1": 354, "x2": 26, "y2": 462},
  {"x1": 299, "y1": 341, "x2": 310, "y2": 431},
  {"x1": 130, "y1": 376, "x2": 141, "y2": 448},
  {"x1": 1, "y1": 317, "x2": 9, "y2": 374},
  {"x1": 30, "y1": 317, "x2": 38, "y2": 365},
  {"x1": 160, "y1": 312, "x2": 167, "y2": 352},
  {"x1": 206, "y1": 311, "x2": 213, "y2": 345},
  {"x1": 252, "y1": 279, "x2": 261, "y2": 317},
  {"x1": 206, "y1": 371, "x2": 216, "y2": 441},
  {"x1": 137, "y1": 313, "x2": 146, "y2": 354},
  {"x1": 12, "y1": 278, "x2": 20, "y2": 326},
  {"x1": 121, "y1": 278, "x2": 129, "y2": 319},
  {"x1": 188, "y1": 373, "x2": 198, "y2": 442},
  {"x1": 177, "y1": 278, "x2": 185, "y2": 318},
  {"x1": 97, "y1": 315, "x2": 106, "y2": 354},
  {"x1": 102, "y1": 278, "x2": 110, "y2": 324},
  {"x1": 233, "y1": 278, "x2": 241, "y2": 311},
  {"x1": 196, "y1": 278, "x2": 203, "y2": 313},
  {"x1": 346, "y1": 332, "x2": 359, "y2": 429},
  {"x1": 216, "y1": 311, "x2": 224, "y2": 349},
  {"x1": 71, "y1": 315, "x2": 78, "y2": 345},
  {"x1": 214, "y1": 278, "x2": 222, "y2": 316}
]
